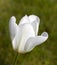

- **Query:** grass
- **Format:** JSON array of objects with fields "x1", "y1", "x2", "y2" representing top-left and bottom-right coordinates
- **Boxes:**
[{"x1": 0, "y1": 0, "x2": 57, "y2": 65}]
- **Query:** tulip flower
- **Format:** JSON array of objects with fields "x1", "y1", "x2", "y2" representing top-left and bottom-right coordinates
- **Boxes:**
[{"x1": 9, "y1": 15, "x2": 48, "y2": 53}]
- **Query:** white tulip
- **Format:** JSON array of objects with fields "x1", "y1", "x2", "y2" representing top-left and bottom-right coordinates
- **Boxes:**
[{"x1": 9, "y1": 15, "x2": 48, "y2": 53}]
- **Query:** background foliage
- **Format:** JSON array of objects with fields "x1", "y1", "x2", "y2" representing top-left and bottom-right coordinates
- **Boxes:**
[{"x1": 0, "y1": 0, "x2": 57, "y2": 65}]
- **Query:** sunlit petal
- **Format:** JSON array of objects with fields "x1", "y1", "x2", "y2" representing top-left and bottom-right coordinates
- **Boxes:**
[{"x1": 18, "y1": 23, "x2": 35, "y2": 53}]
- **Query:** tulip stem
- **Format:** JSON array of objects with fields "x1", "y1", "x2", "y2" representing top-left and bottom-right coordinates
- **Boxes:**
[{"x1": 13, "y1": 52, "x2": 18, "y2": 65}]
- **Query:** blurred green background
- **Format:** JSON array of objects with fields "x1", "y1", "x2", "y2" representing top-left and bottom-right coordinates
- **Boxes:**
[{"x1": 0, "y1": 0, "x2": 57, "y2": 65}]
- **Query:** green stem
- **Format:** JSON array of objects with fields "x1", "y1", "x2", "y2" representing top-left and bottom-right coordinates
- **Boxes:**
[{"x1": 13, "y1": 52, "x2": 18, "y2": 65}]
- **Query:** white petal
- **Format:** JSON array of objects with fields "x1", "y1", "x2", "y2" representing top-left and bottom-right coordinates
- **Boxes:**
[
  {"x1": 9, "y1": 16, "x2": 18, "y2": 40},
  {"x1": 25, "y1": 32, "x2": 48, "y2": 52},
  {"x1": 18, "y1": 23, "x2": 35, "y2": 53},
  {"x1": 19, "y1": 15, "x2": 29, "y2": 26},
  {"x1": 29, "y1": 15, "x2": 40, "y2": 35},
  {"x1": 12, "y1": 27, "x2": 22, "y2": 50}
]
